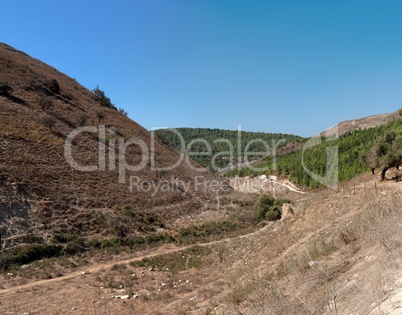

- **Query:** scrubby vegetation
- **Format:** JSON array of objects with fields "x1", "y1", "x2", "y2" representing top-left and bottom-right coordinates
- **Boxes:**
[
  {"x1": 96, "y1": 111, "x2": 105, "y2": 123},
  {"x1": 92, "y1": 85, "x2": 115, "y2": 109},
  {"x1": 154, "y1": 127, "x2": 304, "y2": 171},
  {"x1": 44, "y1": 79, "x2": 60, "y2": 94},
  {"x1": 77, "y1": 114, "x2": 88, "y2": 126},
  {"x1": 38, "y1": 96, "x2": 54, "y2": 111},
  {"x1": 41, "y1": 116, "x2": 56, "y2": 131},
  {"x1": 0, "y1": 244, "x2": 62, "y2": 270},
  {"x1": 256, "y1": 194, "x2": 291, "y2": 221},
  {"x1": 0, "y1": 82, "x2": 12, "y2": 96},
  {"x1": 227, "y1": 118, "x2": 402, "y2": 187},
  {"x1": 130, "y1": 246, "x2": 211, "y2": 271}
]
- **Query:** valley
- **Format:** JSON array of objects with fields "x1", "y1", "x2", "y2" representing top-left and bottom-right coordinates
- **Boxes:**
[{"x1": 0, "y1": 43, "x2": 401, "y2": 314}]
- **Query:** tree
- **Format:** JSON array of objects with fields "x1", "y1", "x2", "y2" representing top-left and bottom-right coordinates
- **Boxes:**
[
  {"x1": 362, "y1": 131, "x2": 402, "y2": 181},
  {"x1": 360, "y1": 152, "x2": 378, "y2": 175}
]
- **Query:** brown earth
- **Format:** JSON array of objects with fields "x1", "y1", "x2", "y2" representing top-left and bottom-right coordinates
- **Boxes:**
[
  {"x1": 321, "y1": 111, "x2": 400, "y2": 137},
  {"x1": 0, "y1": 43, "x2": 245, "y2": 248},
  {"x1": 0, "y1": 172, "x2": 400, "y2": 314}
]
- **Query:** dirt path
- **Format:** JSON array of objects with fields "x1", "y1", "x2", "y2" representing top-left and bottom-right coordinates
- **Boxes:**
[
  {"x1": 228, "y1": 176, "x2": 306, "y2": 195},
  {"x1": 0, "y1": 223, "x2": 273, "y2": 296}
]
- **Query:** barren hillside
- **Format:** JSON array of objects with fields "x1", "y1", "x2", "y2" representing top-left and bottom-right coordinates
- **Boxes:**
[
  {"x1": 322, "y1": 111, "x2": 399, "y2": 137},
  {"x1": 0, "y1": 43, "x2": 244, "y2": 248}
]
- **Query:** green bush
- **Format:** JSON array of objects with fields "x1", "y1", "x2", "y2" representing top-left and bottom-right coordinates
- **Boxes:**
[
  {"x1": 179, "y1": 221, "x2": 237, "y2": 238},
  {"x1": 0, "y1": 244, "x2": 62, "y2": 270},
  {"x1": 88, "y1": 237, "x2": 102, "y2": 249},
  {"x1": 256, "y1": 194, "x2": 276, "y2": 220},
  {"x1": 101, "y1": 238, "x2": 121, "y2": 248},
  {"x1": 265, "y1": 205, "x2": 282, "y2": 221},
  {"x1": 62, "y1": 238, "x2": 85, "y2": 255},
  {"x1": 256, "y1": 194, "x2": 284, "y2": 221},
  {"x1": 52, "y1": 234, "x2": 79, "y2": 243}
]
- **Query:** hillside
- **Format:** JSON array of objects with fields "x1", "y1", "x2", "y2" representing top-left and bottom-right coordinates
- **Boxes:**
[
  {"x1": 0, "y1": 173, "x2": 400, "y2": 314},
  {"x1": 227, "y1": 114, "x2": 402, "y2": 188},
  {"x1": 322, "y1": 111, "x2": 400, "y2": 137},
  {"x1": 154, "y1": 127, "x2": 304, "y2": 171},
  {"x1": 0, "y1": 43, "x2": 252, "y2": 253}
]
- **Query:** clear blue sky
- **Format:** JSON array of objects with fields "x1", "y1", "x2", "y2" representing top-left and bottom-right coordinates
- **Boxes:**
[{"x1": 2, "y1": 0, "x2": 402, "y2": 136}]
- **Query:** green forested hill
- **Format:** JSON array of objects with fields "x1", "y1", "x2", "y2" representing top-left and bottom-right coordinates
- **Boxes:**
[
  {"x1": 226, "y1": 118, "x2": 402, "y2": 188},
  {"x1": 154, "y1": 128, "x2": 304, "y2": 171}
]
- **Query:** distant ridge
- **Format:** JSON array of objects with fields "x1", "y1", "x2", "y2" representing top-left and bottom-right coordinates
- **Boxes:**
[{"x1": 321, "y1": 111, "x2": 399, "y2": 137}]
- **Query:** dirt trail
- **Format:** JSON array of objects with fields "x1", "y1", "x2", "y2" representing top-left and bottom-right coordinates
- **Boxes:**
[
  {"x1": 229, "y1": 176, "x2": 306, "y2": 195},
  {"x1": 0, "y1": 223, "x2": 273, "y2": 296}
]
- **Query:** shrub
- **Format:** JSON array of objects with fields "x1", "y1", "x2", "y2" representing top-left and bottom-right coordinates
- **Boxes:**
[
  {"x1": 52, "y1": 234, "x2": 78, "y2": 243},
  {"x1": 88, "y1": 238, "x2": 102, "y2": 249},
  {"x1": 96, "y1": 111, "x2": 105, "y2": 123},
  {"x1": 41, "y1": 117, "x2": 56, "y2": 131},
  {"x1": 44, "y1": 79, "x2": 60, "y2": 94},
  {"x1": 101, "y1": 238, "x2": 121, "y2": 248},
  {"x1": 256, "y1": 194, "x2": 283, "y2": 221},
  {"x1": 77, "y1": 114, "x2": 87, "y2": 126},
  {"x1": 256, "y1": 194, "x2": 275, "y2": 219},
  {"x1": 118, "y1": 108, "x2": 128, "y2": 116},
  {"x1": 0, "y1": 244, "x2": 62, "y2": 270},
  {"x1": 93, "y1": 86, "x2": 114, "y2": 108},
  {"x1": 265, "y1": 205, "x2": 282, "y2": 221},
  {"x1": 179, "y1": 221, "x2": 237, "y2": 238},
  {"x1": 62, "y1": 238, "x2": 85, "y2": 255},
  {"x1": 0, "y1": 82, "x2": 12, "y2": 96},
  {"x1": 39, "y1": 96, "x2": 54, "y2": 111}
]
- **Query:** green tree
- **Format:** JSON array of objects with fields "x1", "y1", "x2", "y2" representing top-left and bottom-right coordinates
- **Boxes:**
[{"x1": 362, "y1": 131, "x2": 402, "y2": 181}]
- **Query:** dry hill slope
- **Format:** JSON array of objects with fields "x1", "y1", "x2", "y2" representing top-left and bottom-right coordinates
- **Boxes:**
[
  {"x1": 0, "y1": 43, "x2": 244, "y2": 248},
  {"x1": 322, "y1": 111, "x2": 400, "y2": 137},
  {"x1": 0, "y1": 173, "x2": 400, "y2": 314}
]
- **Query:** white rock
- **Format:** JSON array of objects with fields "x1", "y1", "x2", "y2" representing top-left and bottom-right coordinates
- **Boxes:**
[{"x1": 120, "y1": 295, "x2": 130, "y2": 300}]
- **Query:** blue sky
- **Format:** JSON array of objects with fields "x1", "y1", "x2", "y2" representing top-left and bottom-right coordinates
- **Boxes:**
[{"x1": 2, "y1": 0, "x2": 402, "y2": 136}]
